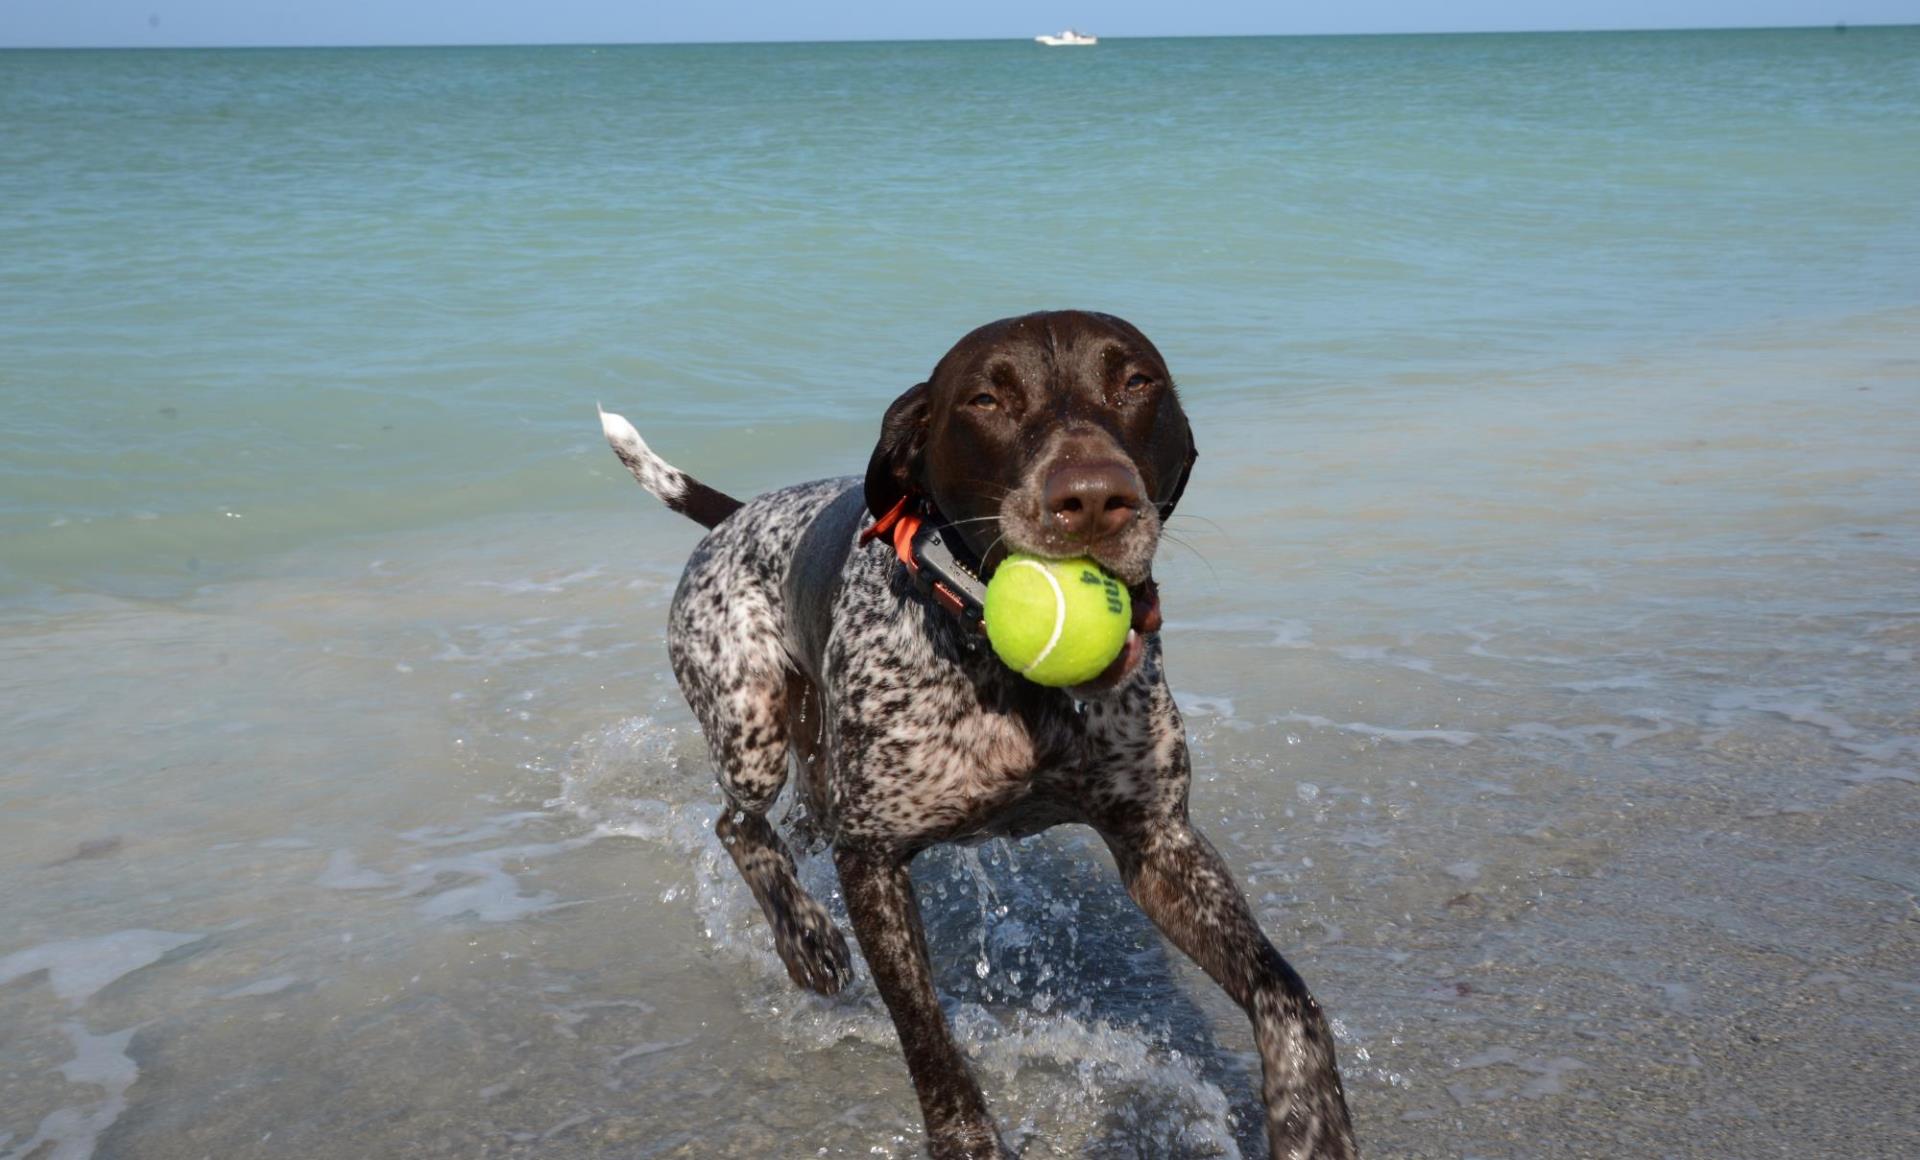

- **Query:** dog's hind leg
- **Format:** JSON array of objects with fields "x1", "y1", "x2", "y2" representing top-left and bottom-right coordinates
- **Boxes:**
[{"x1": 672, "y1": 577, "x2": 852, "y2": 995}]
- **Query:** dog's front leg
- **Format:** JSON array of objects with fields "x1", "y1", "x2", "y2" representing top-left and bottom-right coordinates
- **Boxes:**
[
  {"x1": 1100, "y1": 817, "x2": 1358, "y2": 1160},
  {"x1": 835, "y1": 846, "x2": 1011, "y2": 1159}
]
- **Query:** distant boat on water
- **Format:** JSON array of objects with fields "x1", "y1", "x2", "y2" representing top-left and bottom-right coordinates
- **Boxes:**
[{"x1": 1034, "y1": 29, "x2": 1097, "y2": 46}]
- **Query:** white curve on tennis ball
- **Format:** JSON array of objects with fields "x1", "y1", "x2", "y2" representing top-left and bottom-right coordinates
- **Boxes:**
[{"x1": 1009, "y1": 558, "x2": 1068, "y2": 678}]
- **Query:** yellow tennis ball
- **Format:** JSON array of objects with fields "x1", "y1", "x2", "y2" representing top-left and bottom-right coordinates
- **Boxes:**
[{"x1": 983, "y1": 554, "x2": 1132, "y2": 687}]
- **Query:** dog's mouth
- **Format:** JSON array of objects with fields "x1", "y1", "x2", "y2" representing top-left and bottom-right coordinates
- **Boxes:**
[
  {"x1": 979, "y1": 513, "x2": 1160, "y2": 588},
  {"x1": 967, "y1": 513, "x2": 1164, "y2": 694}
]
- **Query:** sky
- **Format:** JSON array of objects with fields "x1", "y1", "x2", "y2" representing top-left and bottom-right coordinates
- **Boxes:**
[{"x1": 2, "y1": 1, "x2": 1913, "y2": 48}]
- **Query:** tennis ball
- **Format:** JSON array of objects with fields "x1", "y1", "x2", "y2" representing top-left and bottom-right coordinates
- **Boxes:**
[{"x1": 983, "y1": 554, "x2": 1132, "y2": 686}]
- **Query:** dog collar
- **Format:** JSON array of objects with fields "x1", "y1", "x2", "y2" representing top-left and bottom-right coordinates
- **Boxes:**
[{"x1": 862, "y1": 498, "x2": 989, "y2": 632}]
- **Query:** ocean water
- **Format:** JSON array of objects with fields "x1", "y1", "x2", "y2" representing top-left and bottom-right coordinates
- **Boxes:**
[{"x1": 2, "y1": 28, "x2": 1918, "y2": 1159}]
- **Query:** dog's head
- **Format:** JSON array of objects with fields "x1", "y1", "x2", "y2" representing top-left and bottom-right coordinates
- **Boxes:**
[{"x1": 865, "y1": 311, "x2": 1196, "y2": 681}]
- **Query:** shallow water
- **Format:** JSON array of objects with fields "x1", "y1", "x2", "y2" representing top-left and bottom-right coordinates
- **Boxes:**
[{"x1": 4, "y1": 29, "x2": 1920, "y2": 1160}]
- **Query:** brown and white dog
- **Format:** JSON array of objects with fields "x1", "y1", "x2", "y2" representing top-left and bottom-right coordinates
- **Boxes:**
[{"x1": 601, "y1": 310, "x2": 1356, "y2": 1158}]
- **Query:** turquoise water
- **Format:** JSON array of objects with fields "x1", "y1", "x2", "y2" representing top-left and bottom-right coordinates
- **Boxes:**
[
  {"x1": 3, "y1": 29, "x2": 1919, "y2": 1160},
  {"x1": 4, "y1": 29, "x2": 1918, "y2": 597}
]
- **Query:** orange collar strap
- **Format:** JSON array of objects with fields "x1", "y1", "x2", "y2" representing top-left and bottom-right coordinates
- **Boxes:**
[{"x1": 859, "y1": 497, "x2": 925, "y2": 576}]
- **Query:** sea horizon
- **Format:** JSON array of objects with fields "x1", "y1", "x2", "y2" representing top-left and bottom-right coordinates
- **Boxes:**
[{"x1": 6, "y1": 20, "x2": 1918, "y2": 51}]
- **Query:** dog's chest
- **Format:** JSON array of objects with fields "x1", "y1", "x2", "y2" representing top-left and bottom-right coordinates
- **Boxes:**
[
  {"x1": 821, "y1": 671, "x2": 1186, "y2": 846},
  {"x1": 822, "y1": 689, "x2": 1092, "y2": 842},
  {"x1": 813, "y1": 540, "x2": 1186, "y2": 842},
  {"x1": 818, "y1": 587, "x2": 1069, "y2": 833}
]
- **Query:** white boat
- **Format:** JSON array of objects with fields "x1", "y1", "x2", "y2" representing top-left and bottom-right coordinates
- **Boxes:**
[{"x1": 1034, "y1": 29, "x2": 1097, "y2": 46}]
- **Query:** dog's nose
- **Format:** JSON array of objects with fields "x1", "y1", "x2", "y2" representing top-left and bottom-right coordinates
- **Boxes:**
[{"x1": 1043, "y1": 462, "x2": 1143, "y2": 541}]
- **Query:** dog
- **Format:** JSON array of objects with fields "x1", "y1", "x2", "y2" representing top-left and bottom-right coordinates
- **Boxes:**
[{"x1": 600, "y1": 310, "x2": 1356, "y2": 1158}]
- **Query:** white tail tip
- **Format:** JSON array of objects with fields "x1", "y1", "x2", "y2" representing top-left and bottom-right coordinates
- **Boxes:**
[{"x1": 598, "y1": 404, "x2": 643, "y2": 450}]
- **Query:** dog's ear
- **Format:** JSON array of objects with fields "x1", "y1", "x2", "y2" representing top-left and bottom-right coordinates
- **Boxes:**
[
  {"x1": 864, "y1": 382, "x2": 931, "y2": 520},
  {"x1": 1157, "y1": 413, "x2": 1198, "y2": 522}
]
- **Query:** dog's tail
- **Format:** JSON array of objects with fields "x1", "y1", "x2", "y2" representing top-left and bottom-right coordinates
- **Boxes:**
[{"x1": 598, "y1": 404, "x2": 744, "y2": 530}]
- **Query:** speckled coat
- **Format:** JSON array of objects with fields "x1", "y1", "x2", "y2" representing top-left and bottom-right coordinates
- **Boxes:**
[
  {"x1": 672, "y1": 478, "x2": 1182, "y2": 847},
  {"x1": 603, "y1": 310, "x2": 1356, "y2": 1160}
]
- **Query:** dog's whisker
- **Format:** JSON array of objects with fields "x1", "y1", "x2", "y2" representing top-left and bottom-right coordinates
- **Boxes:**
[
  {"x1": 1166, "y1": 512, "x2": 1229, "y2": 536},
  {"x1": 1155, "y1": 532, "x2": 1220, "y2": 580}
]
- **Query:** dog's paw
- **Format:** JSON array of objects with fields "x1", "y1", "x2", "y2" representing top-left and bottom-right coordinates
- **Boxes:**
[{"x1": 775, "y1": 900, "x2": 853, "y2": 995}]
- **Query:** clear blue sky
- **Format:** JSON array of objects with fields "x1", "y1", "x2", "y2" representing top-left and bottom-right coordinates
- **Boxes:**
[{"x1": 3, "y1": 1, "x2": 1912, "y2": 48}]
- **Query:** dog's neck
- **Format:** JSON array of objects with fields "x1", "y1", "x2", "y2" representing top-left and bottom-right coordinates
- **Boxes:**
[{"x1": 861, "y1": 497, "x2": 989, "y2": 632}]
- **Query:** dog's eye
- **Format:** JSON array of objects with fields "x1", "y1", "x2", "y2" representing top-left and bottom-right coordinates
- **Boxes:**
[
  {"x1": 969, "y1": 392, "x2": 999, "y2": 410},
  {"x1": 1124, "y1": 373, "x2": 1154, "y2": 391}
]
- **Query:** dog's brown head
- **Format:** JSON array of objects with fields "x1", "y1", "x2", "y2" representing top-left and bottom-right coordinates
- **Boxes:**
[{"x1": 865, "y1": 311, "x2": 1196, "y2": 680}]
